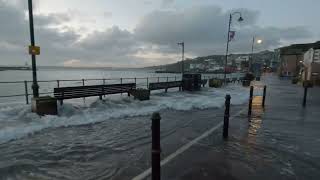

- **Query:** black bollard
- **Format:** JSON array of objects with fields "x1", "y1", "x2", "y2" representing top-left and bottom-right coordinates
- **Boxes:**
[
  {"x1": 151, "y1": 112, "x2": 161, "y2": 180},
  {"x1": 262, "y1": 85, "x2": 267, "y2": 107},
  {"x1": 303, "y1": 87, "x2": 308, "y2": 107},
  {"x1": 248, "y1": 86, "x2": 254, "y2": 117},
  {"x1": 223, "y1": 94, "x2": 231, "y2": 139}
]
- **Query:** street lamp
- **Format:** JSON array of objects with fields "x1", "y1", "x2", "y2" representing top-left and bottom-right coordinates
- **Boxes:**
[
  {"x1": 27, "y1": 0, "x2": 39, "y2": 97},
  {"x1": 177, "y1": 42, "x2": 184, "y2": 74},
  {"x1": 224, "y1": 12, "x2": 244, "y2": 84},
  {"x1": 249, "y1": 37, "x2": 262, "y2": 72}
]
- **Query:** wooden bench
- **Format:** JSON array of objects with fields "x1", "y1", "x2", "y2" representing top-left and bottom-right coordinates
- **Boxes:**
[
  {"x1": 149, "y1": 81, "x2": 182, "y2": 92},
  {"x1": 201, "y1": 79, "x2": 208, "y2": 87},
  {"x1": 54, "y1": 83, "x2": 136, "y2": 105}
]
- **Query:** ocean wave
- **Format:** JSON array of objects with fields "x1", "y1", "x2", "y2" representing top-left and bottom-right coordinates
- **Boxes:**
[{"x1": 0, "y1": 85, "x2": 249, "y2": 144}]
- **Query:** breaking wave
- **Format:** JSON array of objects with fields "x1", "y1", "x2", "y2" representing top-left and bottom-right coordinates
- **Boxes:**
[{"x1": 0, "y1": 85, "x2": 249, "y2": 144}]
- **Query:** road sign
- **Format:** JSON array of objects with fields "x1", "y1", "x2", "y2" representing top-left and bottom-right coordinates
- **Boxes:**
[{"x1": 29, "y1": 45, "x2": 40, "y2": 55}]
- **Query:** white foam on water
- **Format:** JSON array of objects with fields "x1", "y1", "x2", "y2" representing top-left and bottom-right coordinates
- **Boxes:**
[{"x1": 0, "y1": 85, "x2": 249, "y2": 144}]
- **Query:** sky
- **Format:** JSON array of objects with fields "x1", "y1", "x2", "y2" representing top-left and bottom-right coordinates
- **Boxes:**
[{"x1": 0, "y1": 0, "x2": 319, "y2": 67}]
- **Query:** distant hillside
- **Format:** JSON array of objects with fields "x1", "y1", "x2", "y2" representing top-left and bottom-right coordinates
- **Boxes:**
[{"x1": 145, "y1": 50, "x2": 275, "y2": 72}]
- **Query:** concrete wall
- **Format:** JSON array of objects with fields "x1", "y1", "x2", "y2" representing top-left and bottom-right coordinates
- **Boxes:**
[{"x1": 280, "y1": 54, "x2": 303, "y2": 76}]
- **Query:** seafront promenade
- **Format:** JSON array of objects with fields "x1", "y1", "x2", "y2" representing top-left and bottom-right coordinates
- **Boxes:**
[
  {"x1": 126, "y1": 74, "x2": 320, "y2": 180},
  {"x1": 0, "y1": 74, "x2": 319, "y2": 179}
]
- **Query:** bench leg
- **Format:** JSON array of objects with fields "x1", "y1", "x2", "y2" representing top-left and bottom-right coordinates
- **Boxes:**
[
  {"x1": 128, "y1": 92, "x2": 130, "y2": 97},
  {"x1": 99, "y1": 95, "x2": 102, "y2": 100},
  {"x1": 165, "y1": 88, "x2": 168, "y2": 93},
  {"x1": 60, "y1": 100, "x2": 63, "y2": 106}
]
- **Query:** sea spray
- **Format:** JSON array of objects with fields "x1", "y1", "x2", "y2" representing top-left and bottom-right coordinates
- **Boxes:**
[{"x1": 0, "y1": 85, "x2": 249, "y2": 144}]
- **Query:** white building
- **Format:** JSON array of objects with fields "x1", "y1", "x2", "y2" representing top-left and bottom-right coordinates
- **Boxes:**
[{"x1": 302, "y1": 48, "x2": 320, "y2": 82}]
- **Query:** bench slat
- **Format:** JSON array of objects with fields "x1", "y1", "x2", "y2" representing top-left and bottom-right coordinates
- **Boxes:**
[
  {"x1": 149, "y1": 81, "x2": 182, "y2": 90},
  {"x1": 54, "y1": 83, "x2": 135, "y2": 100}
]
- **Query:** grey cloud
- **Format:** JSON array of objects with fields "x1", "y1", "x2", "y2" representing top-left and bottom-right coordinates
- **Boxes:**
[
  {"x1": 103, "y1": 11, "x2": 112, "y2": 18},
  {"x1": 134, "y1": 5, "x2": 311, "y2": 56},
  {"x1": 0, "y1": 1, "x2": 142, "y2": 66},
  {"x1": 34, "y1": 13, "x2": 71, "y2": 27},
  {"x1": 0, "y1": 1, "x2": 313, "y2": 67},
  {"x1": 162, "y1": 0, "x2": 175, "y2": 7},
  {"x1": 143, "y1": 1, "x2": 152, "y2": 5}
]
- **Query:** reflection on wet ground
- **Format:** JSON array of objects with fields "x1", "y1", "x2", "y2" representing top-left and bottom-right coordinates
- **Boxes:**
[{"x1": 160, "y1": 74, "x2": 320, "y2": 180}]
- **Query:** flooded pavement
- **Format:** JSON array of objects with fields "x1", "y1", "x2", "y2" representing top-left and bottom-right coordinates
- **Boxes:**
[
  {"x1": 161, "y1": 74, "x2": 320, "y2": 180},
  {"x1": 0, "y1": 74, "x2": 319, "y2": 180},
  {"x1": 0, "y1": 99, "x2": 244, "y2": 179}
]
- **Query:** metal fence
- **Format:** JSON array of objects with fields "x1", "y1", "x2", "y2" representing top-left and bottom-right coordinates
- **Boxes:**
[{"x1": 0, "y1": 73, "x2": 243, "y2": 104}]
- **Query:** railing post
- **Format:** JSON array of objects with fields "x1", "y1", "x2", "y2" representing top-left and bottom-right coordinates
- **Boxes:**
[
  {"x1": 248, "y1": 86, "x2": 254, "y2": 117},
  {"x1": 175, "y1": 76, "x2": 177, "y2": 81},
  {"x1": 82, "y1": 79, "x2": 85, "y2": 102},
  {"x1": 147, "y1": 77, "x2": 149, "y2": 89},
  {"x1": 151, "y1": 112, "x2": 161, "y2": 180},
  {"x1": 57, "y1": 80, "x2": 60, "y2": 88},
  {"x1": 223, "y1": 94, "x2": 231, "y2": 139},
  {"x1": 103, "y1": 79, "x2": 106, "y2": 97},
  {"x1": 134, "y1": 77, "x2": 137, "y2": 84},
  {"x1": 166, "y1": 77, "x2": 169, "y2": 82},
  {"x1": 120, "y1": 78, "x2": 123, "y2": 95},
  {"x1": 303, "y1": 86, "x2": 308, "y2": 107},
  {"x1": 24, "y1": 81, "x2": 29, "y2": 104},
  {"x1": 262, "y1": 85, "x2": 267, "y2": 107}
]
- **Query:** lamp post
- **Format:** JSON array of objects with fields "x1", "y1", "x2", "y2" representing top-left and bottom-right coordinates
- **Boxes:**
[
  {"x1": 249, "y1": 37, "x2": 262, "y2": 72},
  {"x1": 28, "y1": 0, "x2": 39, "y2": 98},
  {"x1": 178, "y1": 42, "x2": 185, "y2": 74},
  {"x1": 224, "y1": 12, "x2": 243, "y2": 84}
]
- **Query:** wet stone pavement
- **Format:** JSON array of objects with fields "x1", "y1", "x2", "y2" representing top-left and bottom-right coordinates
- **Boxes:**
[{"x1": 159, "y1": 74, "x2": 320, "y2": 180}]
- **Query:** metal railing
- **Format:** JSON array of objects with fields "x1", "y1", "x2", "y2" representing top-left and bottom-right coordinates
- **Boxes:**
[
  {"x1": 0, "y1": 76, "x2": 182, "y2": 104},
  {"x1": 0, "y1": 74, "x2": 243, "y2": 104}
]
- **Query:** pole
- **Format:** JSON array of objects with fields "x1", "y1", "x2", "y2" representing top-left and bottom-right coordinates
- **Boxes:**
[
  {"x1": 262, "y1": 85, "x2": 267, "y2": 107},
  {"x1": 28, "y1": 0, "x2": 39, "y2": 98},
  {"x1": 248, "y1": 86, "x2": 254, "y2": 117},
  {"x1": 303, "y1": 86, "x2": 308, "y2": 107},
  {"x1": 103, "y1": 79, "x2": 106, "y2": 97},
  {"x1": 82, "y1": 79, "x2": 85, "y2": 102},
  {"x1": 24, "y1": 81, "x2": 29, "y2": 104},
  {"x1": 250, "y1": 36, "x2": 255, "y2": 72},
  {"x1": 182, "y1": 42, "x2": 184, "y2": 74},
  {"x1": 178, "y1": 42, "x2": 184, "y2": 74},
  {"x1": 151, "y1": 112, "x2": 161, "y2": 180},
  {"x1": 224, "y1": 14, "x2": 232, "y2": 85},
  {"x1": 223, "y1": 94, "x2": 231, "y2": 139},
  {"x1": 120, "y1": 78, "x2": 123, "y2": 95}
]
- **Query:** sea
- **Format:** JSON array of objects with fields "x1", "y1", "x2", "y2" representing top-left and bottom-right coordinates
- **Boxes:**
[{"x1": 0, "y1": 68, "x2": 249, "y2": 179}]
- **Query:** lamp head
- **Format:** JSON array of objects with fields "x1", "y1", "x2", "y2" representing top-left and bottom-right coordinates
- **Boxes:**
[{"x1": 238, "y1": 16, "x2": 244, "y2": 22}]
